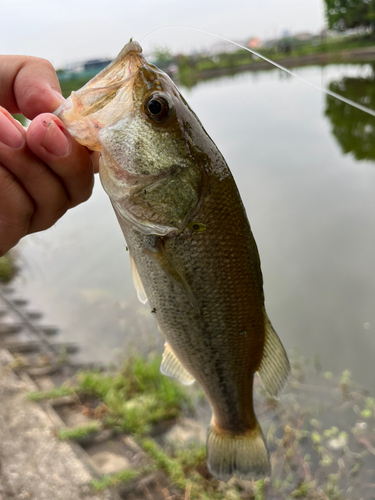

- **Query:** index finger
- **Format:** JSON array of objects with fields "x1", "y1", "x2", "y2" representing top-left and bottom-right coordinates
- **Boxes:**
[{"x1": 0, "y1": 55, "x2": 64, "y2": 119}]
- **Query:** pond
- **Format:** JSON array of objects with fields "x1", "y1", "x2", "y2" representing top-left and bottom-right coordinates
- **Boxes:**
[{"x1": 12, "y1": 62, "x2": 375, "y2": 393}]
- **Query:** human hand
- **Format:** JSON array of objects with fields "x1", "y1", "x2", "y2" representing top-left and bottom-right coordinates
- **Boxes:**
[{"x1": 0, "y1": 55, "x2": 97, "y2": 257}]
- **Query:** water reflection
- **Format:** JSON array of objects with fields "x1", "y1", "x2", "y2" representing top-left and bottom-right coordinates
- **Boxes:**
[{"x1": 325, "y1": 64, "x2": 375, "y2": 162}]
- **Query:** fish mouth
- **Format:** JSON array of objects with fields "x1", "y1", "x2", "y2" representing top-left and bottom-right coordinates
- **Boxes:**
[{"x1": 54, "y1": 40, "x2": 145, "y2": 150}]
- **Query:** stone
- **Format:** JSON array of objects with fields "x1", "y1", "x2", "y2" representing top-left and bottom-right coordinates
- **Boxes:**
[{"x1": 164, "y1": 418, "x2": 206, "y2": 448}]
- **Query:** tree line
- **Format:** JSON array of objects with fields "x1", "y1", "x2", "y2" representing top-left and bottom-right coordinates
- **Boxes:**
[{"x1": 325, "y1": 0, "x2": 375, "y2": 34}]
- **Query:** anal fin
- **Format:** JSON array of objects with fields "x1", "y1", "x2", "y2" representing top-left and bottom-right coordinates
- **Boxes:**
[
  {"x1": 257, "y1": 314, "x2": 290, "y2": 397},
  {"x1": 129, "y1": 254, "x2": 148, "y2": 304},
  {"x1": 161, "y1": 342, "x2": 195, "y2": 385}
]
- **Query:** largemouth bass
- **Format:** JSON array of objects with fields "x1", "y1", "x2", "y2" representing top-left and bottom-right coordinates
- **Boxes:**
[{"x1": 55, "y1": 40, "x2": 290, "y2": 481}]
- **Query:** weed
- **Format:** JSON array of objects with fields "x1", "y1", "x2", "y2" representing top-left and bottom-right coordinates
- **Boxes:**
[
  {"x1": 58, "y1": 422, "x2": 101, "y2": 441},
  {"x1": 26, "y1": 352, "x2": 375, "y2": 499},
  {"x1": 77, "y1": 355, "x2": 192, "y2": 435},
  {"x1": 290, "y1": 480, "x2": 312, "y2": 498},
  {"x1": 27, "y1": 386, "x2": 75, "y2": 401},
  {"x1": 175, "y1": 444, "x2": 206, "y2": 472},
  {"x1": 141, "y1": 439, "x2": 186, "y2": 489},
  {"x1": 91, "y1": 467, "x2": 148, "y2": 490}
]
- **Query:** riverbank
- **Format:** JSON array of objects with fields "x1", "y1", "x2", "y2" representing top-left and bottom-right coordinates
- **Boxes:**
[
  {"x1": 178, "y1": 45, "x2": 375, "y2": 87},
  {"x1": 58, "y1": 43, "x2": 375, "y2": 95}
]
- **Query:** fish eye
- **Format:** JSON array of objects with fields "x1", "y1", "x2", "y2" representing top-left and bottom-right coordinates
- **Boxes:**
[
  {"x1": 148, "y1": 99, "x2": 162, "y2": 115},
  {"x1": 145, "y1": 95, "x2": 170, "y2": 123}
]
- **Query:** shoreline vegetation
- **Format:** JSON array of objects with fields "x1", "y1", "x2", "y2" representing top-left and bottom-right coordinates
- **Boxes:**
[
  {"x1": 5, "y1": 253, "x2": 375, "y2": 497},
  {"x1": 26, "y1": 352, "x2": 375, "y2": 499},
  {"x1": 57, "y1": 34, "x2": 375, "y2": 95},
  {"x1": 176, "y1": 35, "x2": 375, "y2": 88}
]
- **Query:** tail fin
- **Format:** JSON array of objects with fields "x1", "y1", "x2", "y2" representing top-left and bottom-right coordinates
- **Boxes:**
[{"x1": 206, "y1": 421, "x2": 270, "y2": 482}]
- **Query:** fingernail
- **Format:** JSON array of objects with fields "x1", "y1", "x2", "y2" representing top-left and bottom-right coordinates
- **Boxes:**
[
  {"x1": 41, "y1": 120, "x2": 71, "y2": 157},
  {"x1": 52, "y1": 90, "x2": 65, "y2": 111},
  {"x1": 53, "y1": 90, "x2": 65, "y2": 103},
  {"x1": 0, "y1": 110, "x2": 25, "y2": 149}
]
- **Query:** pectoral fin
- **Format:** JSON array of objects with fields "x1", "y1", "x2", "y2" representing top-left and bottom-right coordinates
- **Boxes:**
[
  {"x1": 257, "y1": 314, "x2": 290, "y2": 397},
  {"x1": 148, "y1": 240, "x2": 198, "y2": 310},
  {"x1": 161, "y1": 342, "x2": 195, "y2": 385},
  {"x1": 129, "y1": 254, "x2": 148, "y2": 304}
]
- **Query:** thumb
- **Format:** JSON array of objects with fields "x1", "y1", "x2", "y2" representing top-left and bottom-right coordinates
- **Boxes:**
[{"x1": 0, "y1": 55, "x2": 64, "y2": 119}]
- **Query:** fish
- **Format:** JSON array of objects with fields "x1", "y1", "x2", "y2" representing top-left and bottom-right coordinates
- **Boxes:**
[{"x1": 55, "y1": 40, "x2": 290, "y2": 482}]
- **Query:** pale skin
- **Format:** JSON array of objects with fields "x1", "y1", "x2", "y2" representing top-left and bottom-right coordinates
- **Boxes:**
[{"x1": 0, "y1": 55, "x2": 99, "y2": 257}]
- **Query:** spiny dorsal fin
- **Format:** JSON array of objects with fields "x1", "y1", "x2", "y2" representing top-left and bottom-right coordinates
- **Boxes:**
[
  {"x1": 160, "y1": 342, "x2": 195, "y2": 385},
  {"x1": 129, "y1": 254, "x2": 148, "y2": 304},
  {"x1": 257, "y1": 314, "x2": 290, "y2": 397}
]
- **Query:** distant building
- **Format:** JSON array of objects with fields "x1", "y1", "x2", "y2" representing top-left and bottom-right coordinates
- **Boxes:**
[
  {"x1": 208, "y1": 40, "x2": 240, "y2": 55},
  {"x1": 248, "y1": 37, "x2": 261, "y2": 49},
  {"x1": 58, "y1": 57, "x2": 113, "y2": 81},
  {"x1": 261, "y1": 38, "x2": 279, "y2": 50},
  {"x1": 83, "y1": 59, "x2": 112, "y2": 73},
  {"x1": 294, "y1": 32, "x2": 313, "y2": 41}
]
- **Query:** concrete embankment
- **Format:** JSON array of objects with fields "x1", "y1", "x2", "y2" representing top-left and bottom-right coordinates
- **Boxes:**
[
  {"x1": 0, "y1": 286, "x2": 205, "y2": 500},
  {"x1": 0, "y1": 350, "x2": 115, "y2": 500}
]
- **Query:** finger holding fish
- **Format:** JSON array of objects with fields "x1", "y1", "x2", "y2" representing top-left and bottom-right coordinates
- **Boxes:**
[
  {"x1": 26, "y1": 114, "x2": 96, "y2": 207},
  {"x1": 0, "y1": 53, "x2": 98, "y2": 256}
]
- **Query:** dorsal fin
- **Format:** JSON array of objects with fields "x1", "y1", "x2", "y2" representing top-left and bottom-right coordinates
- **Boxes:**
[
  {"x1": 160, "y1": 342, "x2": 195, "y2": 385},
  {"x1": 257, "y1": 314, "x2": 290, "y2": 397}
]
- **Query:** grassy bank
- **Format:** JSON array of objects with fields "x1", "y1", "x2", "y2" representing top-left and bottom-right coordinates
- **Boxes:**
[
  {"x1": 59, "y1": 76, "x2": 92, "y2": 98},
  {"x1": 178, "y1": 34, "x2": 375, "y2": 87},
  {"x1": 27, "y1": 352, "x2": 375, "y2": 499},
  {"x1": 57, "y1": 34, "x2": 375, "y2": 94}
]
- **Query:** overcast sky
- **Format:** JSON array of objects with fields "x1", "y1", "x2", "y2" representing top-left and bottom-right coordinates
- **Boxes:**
[{"x1": 1, "y1": 0, "x2": 326, "y2": 68}]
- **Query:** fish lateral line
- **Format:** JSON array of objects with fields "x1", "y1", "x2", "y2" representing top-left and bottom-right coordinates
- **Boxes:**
[{"x1": 141, "y1": 25, "x2": 375, "y2": 119}]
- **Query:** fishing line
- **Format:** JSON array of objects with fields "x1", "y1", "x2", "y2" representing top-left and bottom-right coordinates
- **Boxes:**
[{"x1": 141, "y1": 25, "x2": 375, "y2": 119}]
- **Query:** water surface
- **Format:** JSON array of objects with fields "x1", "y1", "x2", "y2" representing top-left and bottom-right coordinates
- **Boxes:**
[{"x1": 13, "y1": 63, "x2": 375, "y2": 392}]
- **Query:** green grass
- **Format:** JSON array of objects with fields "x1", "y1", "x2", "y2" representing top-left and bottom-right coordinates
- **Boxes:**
[
  {"x1": 178, "y1": 34, "x2": 375, "y2": 88},
  {"x1": 141, "y1": 438, "x2": 187, "y2": 489},
  {"x1": 0, "y1": 253, "x2": 17, "y2": 283},
  {"x1": 27, "y1": 386, "x2": 76, "y2": 401},
  {"x1": 90, "y1": 440, "x2": 207, "y2": 495},
  {"x1": 91, "y1": 466, "x2": 150, "y2": 490},
  {"x1": 58, "y1": 422, "x2": 101, "y2": 441},
  {"x1": 26, "y1": 353, "x2": 375, "y2": 498},
  {"x1": 26, "y1": 355, "x2": 191, "y2": 436},
  {"x1": 59, "y1": 77, "x2": 91, "y2": 98},
  {"x1": 77, "y1": 355, "x2": 192, "y2": 435},
  {"x1": 140, "y1": 440, "x2": 233, "y2": 500},
  {"x1": 175, "y1": 444, "x2": 206, "y2": 471}
]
